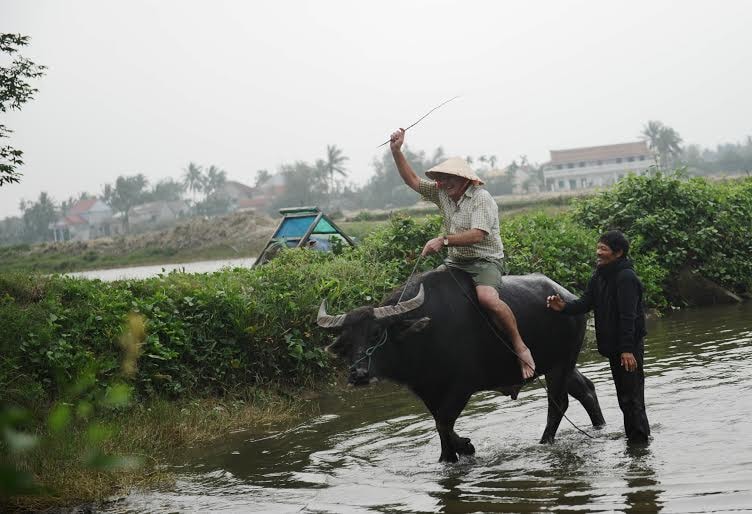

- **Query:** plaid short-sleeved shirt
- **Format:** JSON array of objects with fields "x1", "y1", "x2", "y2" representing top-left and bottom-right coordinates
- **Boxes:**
[{"x1": 418, "y1": 178, "x2": 504, "y2": 262}]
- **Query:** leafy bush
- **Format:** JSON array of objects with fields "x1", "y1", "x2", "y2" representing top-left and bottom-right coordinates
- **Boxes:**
[
  {"x1": 500, "y1": 212, "x2": 668, "y2": 309},
  {"x1": 0, "y1": 246, "x2": 407, "y2": 403},
  {"x1": 572, "y1": 172, "x2": 752, "y2": 295}
]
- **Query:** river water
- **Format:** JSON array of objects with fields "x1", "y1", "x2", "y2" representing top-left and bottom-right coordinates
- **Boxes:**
[
  {"x1": 68, "y1": 257, "x2": 256, "y2": 281},
  {"x1": 107, "y1": 302, "x2": 752, "y2": 513}
]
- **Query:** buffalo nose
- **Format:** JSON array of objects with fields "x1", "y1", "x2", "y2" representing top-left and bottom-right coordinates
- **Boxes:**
[{"x1": 348, "y1": 368, "x2": 370, "y2": 386}]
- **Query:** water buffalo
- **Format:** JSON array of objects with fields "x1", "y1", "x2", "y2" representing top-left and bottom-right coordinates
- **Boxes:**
[{"x1": 316, "y1": 269, "x2": 605, "y2": 462}]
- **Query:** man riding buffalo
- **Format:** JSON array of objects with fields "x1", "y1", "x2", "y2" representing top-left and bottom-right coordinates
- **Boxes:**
[{"x1": 389, "y1": 128, "x2": 536, "y2": 380}]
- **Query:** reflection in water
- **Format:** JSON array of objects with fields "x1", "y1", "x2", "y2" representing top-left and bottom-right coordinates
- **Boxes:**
[
  {"x1": 108, "y1": 302, "x2": 752, "y2": 513},
  {"x1": 624, "y1": 445, "x2": 662, "y2": 513}
]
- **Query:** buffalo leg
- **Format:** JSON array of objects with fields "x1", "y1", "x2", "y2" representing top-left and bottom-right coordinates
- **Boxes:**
[
  {"x1": 568, "y1": 367, "x2": 605, "y2": 428},
  {"x1": 428, "y1": 390, "x2": 472, "y2": 463},
  {"x1": 540, "y1": 366, "x2": 570, "y2": 443}
]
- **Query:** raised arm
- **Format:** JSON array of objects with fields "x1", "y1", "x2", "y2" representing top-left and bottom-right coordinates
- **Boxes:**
[{"x1": 390, "y1": 128, "x2": 420, "y2": 192}]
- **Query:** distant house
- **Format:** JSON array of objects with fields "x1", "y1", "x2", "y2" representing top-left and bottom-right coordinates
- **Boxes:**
[
  {"x1": 239, "y1": 174, "x2": 286, "y2": 212},
  {"x1": 50, "y1": 198, "x2": 120, "y2": 242},
  {"x1": 542, "y1": 142, "x2": 652, "y2": 191},
  {"x1": 128, "y1": 200, "x2": 189, "y2": 230},
  {"x1": 217, "y1": 180, "x2": 255, "y2": 203}
]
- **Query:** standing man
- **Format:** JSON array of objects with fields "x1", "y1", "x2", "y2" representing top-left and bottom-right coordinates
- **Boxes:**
[
  {"x1": 546, "y1": 230, "x2": 650, "y2": 443},
  {"x1": 389, "y1": 128, "x2": 536, "y2": 380}
]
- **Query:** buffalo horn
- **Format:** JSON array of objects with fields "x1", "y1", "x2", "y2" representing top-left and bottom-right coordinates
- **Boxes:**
[
  {"x1": 316, "y1": 300, "x2": 347, "y2": 328},
  {"x1": 373, "y1": 284, "x2": 425, "y2": 320}
]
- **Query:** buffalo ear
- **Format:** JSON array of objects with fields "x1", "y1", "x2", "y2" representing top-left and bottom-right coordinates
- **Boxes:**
[{"x1": 394, "y1": 316, "x2": 431, "y2": 338}]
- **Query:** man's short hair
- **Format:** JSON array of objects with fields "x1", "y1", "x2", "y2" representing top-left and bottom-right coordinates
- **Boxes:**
[{"x1": 598, "y1": 230, "x2": 630, "y2": 257}]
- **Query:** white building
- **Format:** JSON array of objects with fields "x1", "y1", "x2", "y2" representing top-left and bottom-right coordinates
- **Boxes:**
[{"x1": 543, "y1": 142, "x2": 652, "y2": 192}]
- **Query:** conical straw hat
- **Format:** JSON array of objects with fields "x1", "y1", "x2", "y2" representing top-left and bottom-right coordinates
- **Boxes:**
[{"x1": 425, "y1": 157, "x2": 484, "y2": 185}]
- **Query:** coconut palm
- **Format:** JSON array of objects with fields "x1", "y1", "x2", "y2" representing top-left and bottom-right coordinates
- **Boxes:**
[
  {"x1": 182, "y1": 162, "x2": 204, "y2": 204},
  {"x1": 203, "y1": 165, "x2": 227, "y2": 197},
  {"x1": 642, "y1": 121, "x2": 684, "y2": 170},
  {"x1": 656, "y1": 127, "x2": 683, "y2": 170},
  {"x1": 325, "y1": 144, "x2": 348, "y2": 194}
]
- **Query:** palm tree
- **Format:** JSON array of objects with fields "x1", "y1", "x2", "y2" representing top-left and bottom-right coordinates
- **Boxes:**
[
  {"x1": 182, "y1": 162, "x2": 204, "y2": 204},
  {"x1": 325, "y1": 145, "x2": 348, "y2": 194},
  {"x1": 641, "y1": 121, "x2": 664, "y2": 167},
  {"x1": 657, "y1": 127, "x2": 683, "y2": 170},
  {"x1": 203, "y1": 165, "x2": 227, "y2": 197}
]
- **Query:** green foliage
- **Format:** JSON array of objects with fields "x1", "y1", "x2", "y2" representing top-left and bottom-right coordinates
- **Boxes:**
[
  {"x1": 102, "y1": 174, "x2": 149, "y2": 231},
  {"x1": 572, "y1": 172, "x2": 752, "y2": 294},
  {"x1": 359, "y1": 146, "x2": 446, "y2": 209},
  {"x1": 1, "y1": 34, "x2": 46, "y2": 186},
  {"x1": 18, "y1": 192, "x2": 57, "y2": 243},
  {"x1": 500, "y1": 211, "x2": 668, "y2": 308},
  {"x1": 0, "y1": 244, "x2": 406, "y2": 404},
  {"x1": 348, "y1": 214, "x2": 444, "y2": 276},
  {"x1": 501, "y1": 212, "x2": 599, "y2": 292}
]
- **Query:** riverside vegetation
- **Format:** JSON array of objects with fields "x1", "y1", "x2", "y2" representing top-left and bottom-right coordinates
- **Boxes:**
[{"x1": 1, "y1": 172, "x2": 751, "y2": 510}]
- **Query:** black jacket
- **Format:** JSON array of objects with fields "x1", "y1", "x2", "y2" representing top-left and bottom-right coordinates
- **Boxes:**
[{"x1": 563, "y1": 258, "x2": 647, "y2": 357}]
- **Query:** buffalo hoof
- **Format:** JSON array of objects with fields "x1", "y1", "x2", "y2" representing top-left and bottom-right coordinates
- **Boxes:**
[
  {"x1": 539, "y1": 434, "x2": 555, "y2": 444},
  {"x1": 455, "y1": 437, "x2": 475, "y2": 456},
  {"x1": 439, "y1": 452, "x2": 459, "y2": 463}
]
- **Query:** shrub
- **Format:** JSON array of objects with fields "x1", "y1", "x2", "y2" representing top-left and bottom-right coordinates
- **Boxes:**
[{"x1": 572, "y1": 172, "x2": 752, "y2": 295}]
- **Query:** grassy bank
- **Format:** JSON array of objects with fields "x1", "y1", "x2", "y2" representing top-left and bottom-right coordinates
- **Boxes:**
[
  {"x1": 3, "y1": 387, "x2": 315, "y2": 511},
  {"x1": 2, "y1": 173, "x2": 751, "y2": 509}
]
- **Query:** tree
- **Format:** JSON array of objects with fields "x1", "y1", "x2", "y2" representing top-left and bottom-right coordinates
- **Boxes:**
[
  {"x1": 641, "y1": 120, "x2": 683, "y2": 170},
  {"x1": 0, "y1": 34, "x2": 46, "y2": 186},
  {"x1": 641, "y1": 120, "x2": 663, "y2": 167},
  {"x1": 192, "y1": 165, "x2": 229, "y2": 216},
  {"x1": 254, "y1": 169, "x2": 271, "y2": 188},
  {"x1": 182, "y1": 162, "x2": 204, "y2": 204},
  {"x1": 359, "y1": 146, "x2": 445, "y2": 209},
  {"x1": 202, "y1": 165, "x2": 227, "y2": 197},
  {"x1": 325, "y1": 144, "x2": 348, "y2": 194},
  {"x1": 20, "y1": 191, "x2": 56, "y2": 242},
  {"x1": 150, "y1": 178, "x2": 185, "y2": 202},
  {"x1": 270, "y1": 161, "x2": 326, "y2": 212},
  {"x1": 657, "y1": 126, "x2": 683, "y2": 170},
  {"x1": 102, "y1": 174, "x2": 149, "y2": 232}
]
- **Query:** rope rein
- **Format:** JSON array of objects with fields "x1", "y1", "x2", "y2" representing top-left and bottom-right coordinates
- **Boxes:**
[{"x1": 349, "y1": 329, "x2": 388, "y2": 373}]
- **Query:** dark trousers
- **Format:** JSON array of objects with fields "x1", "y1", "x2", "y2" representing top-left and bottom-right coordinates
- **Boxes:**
[{"x1": 608, "y1": 348, "x2": 650, "y2": 443}]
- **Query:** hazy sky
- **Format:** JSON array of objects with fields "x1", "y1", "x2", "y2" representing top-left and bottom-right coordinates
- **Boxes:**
[{"x1": 2, "y1": 0, "x2": 750, "y2": 218}]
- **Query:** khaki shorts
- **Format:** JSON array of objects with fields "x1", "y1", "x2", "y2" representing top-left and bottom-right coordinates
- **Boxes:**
[{"x1": 442, "y1": 258, "x2": 506, "y2": 289}]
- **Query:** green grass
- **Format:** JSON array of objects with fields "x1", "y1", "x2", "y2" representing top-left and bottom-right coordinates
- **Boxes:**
[{"x1": 2, "y1": 387, "x2": 317, "y2": 512}]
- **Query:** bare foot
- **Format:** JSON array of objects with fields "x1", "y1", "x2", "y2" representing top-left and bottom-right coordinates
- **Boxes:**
[{"x1": 518, "y1": 347, "x2": 536, "y2": 380}]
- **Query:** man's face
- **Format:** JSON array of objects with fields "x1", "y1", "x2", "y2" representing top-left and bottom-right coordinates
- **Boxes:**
[
  {"x1": 434, "y1": 173, "x2": 468, "y2": 200},
  {"x1": 596, "y1": 242, "x2": 623, "y2": 268}
]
